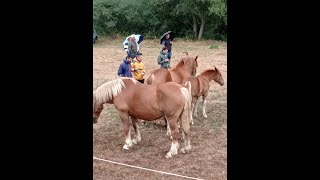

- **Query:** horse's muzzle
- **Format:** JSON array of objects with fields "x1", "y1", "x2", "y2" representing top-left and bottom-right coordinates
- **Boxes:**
[{"x1": 93, "y1": 117, "x2": 97, "y2": 124}]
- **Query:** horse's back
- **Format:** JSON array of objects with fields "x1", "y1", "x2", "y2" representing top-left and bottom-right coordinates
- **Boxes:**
[
  {"x1": 157, "y1": 82, "x2": 185, "y2": 108},
  {"x1": 146, "y1": 68, "x2": 172, "y2": 85}
]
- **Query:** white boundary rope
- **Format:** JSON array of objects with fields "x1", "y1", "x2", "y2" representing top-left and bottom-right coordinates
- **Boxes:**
[{"x1": 93, "y1": 157, "x2": 204, "y2": 180}]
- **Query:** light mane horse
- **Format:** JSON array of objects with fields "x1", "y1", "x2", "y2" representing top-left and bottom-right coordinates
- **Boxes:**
[
  {"x1": 187, "y1": 67, "x2": 224, "y2": 119},
  {"x1": 93, "y1": 77, "x2": 192, "y2": 158}
]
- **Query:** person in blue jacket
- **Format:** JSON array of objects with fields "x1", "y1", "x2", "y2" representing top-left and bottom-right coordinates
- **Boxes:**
[{"x1": 118, "y1": 55, "x2": 133, "y2": 77}]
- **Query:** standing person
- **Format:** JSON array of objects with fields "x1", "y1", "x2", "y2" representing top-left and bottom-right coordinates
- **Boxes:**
[
  {"x1": 131, "y1": 52, "x2": 145, "y2": 83},
  {"x1": 161, "y1": 33, "x2": 172, "y2": 60},
  {"x1": 128, "y1": 36, "x2": 138, "y2": 59},
  {"x1": 157, "y1": 47, "x2": 170, "y2": 69},
  {"x1": 118, "y1": 55, "x2": 133, "y2": 77},
  {"x1": 124, "y1": 37, "x2": 131, "y2": 56}
]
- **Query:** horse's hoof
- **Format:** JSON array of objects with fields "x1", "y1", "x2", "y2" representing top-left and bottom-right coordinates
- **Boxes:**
[
  {"x1": 185, "y1": 145, "x2": 191, "y2": 151},
  {"x1": 122, "y1": 144, "x2": 130, "y2": 150},
  {"x1": 166, "y1": 153, "x2": 172, "y2": 158},
  {"x1": 203, "y1": 114, "x2": 208, "y2": 118},
  {"x1": 132, "y1": 139, "x2": 138, "y2": 144},
  {"x1": 181, "y1": 148, "x2": 186, "y2": 154}
]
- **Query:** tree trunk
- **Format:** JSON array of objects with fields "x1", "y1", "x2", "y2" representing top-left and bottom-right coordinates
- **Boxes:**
[
  {"x1": 198, "y1": 15, "x2": 206, "y2": 40},
  {"x1": 192, "y1": 15, "x2": 198, "y2": 38}
]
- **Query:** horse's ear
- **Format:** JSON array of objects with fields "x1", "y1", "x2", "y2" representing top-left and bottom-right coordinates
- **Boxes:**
[
  {"x1": 214, "y1": 66, "x2": 220, "y2": 73},
  {"x1": 195, "y1": 56, "x2": 198, "y2": 67}
]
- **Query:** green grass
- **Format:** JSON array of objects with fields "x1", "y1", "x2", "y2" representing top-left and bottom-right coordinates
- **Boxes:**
[{"x1": 209, "y1": 44, "x2": 219, "y2": 49}]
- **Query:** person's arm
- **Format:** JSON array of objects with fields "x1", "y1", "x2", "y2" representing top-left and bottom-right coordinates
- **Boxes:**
[
  {"x1": 132, "y1": 63, "x2": 137, "y2": 72},
  {"x1": 128, "y1": 42, "x2": 133, "y2": 54},
  {"x1": 142, "y1": 64, "x2": 145, "y2": 75},
  {"x1": 158, "y1": 54, "x2": 165, "y2": 65},
  {"x1": 161, "y1": 40, "x2": 165, "y2": 47},
  {"x1": 118, "y1": 64, "x2": 123, "y2": 77}
]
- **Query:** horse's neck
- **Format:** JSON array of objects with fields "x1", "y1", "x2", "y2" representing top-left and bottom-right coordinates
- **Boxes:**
[
  {"x1": 170, "y1": 69, "x2": 189, "y2": 84},
  {"x1": 172, "y1": 63, "x2": 192, "y2": 77},
  {"x1": 199, "y1": 72, "x2": 215, "y2": 82}
]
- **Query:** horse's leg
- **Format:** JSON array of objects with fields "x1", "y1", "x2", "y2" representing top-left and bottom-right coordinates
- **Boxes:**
[
  {"x1": 165, "y1": 116, "x2": 180, "y2": 158},
  {"x1": 202, "y1": 95, "x2": 208, "y2": 118},
  {"x1": 131, "y1": 116, "x2": 141, "y2": 144},
  {"x1": 193, "y1": 97, "x2": 199, "y2": 119},
  {"x1": 190, "y1": 96, "x2": 197, "y2": 124},
  {"x1": 167, "y1": 116, "x2": 181, "y2": 140},
  {"x1": 179, "y1": 105, "x2": 191, "y2": 154},
  {"x1": 179, "y1": 117, "x2": 184, "y2": 141},
  {"x1": 165, "y1": 116, "x2": 171, "y2": 137},
  {"x1": 118, "y1": 111, "x2": 132, "y2": 150}
]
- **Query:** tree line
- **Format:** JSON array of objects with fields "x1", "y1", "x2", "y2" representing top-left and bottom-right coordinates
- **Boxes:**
[{"x1": 93, "y1": 0, "x2": 227, "y2": 41}]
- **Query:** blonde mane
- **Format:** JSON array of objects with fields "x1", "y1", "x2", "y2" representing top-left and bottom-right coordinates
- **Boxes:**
[{"x1": 93, "y1": 77, "x2": 137, "y2": 105}]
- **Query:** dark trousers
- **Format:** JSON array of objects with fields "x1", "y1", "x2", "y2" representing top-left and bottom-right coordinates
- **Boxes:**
[
  {"x1": 167, "y1": 51, "x2": 172, "y2": 59},
  {"x1": 137, "y1": 79, "x2": 144, "y2": 84}
]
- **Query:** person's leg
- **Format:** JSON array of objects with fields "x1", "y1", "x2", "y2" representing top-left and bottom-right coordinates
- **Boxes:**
[{"x1": 167, "y1": 51, "x2": 172, "y2": 59}]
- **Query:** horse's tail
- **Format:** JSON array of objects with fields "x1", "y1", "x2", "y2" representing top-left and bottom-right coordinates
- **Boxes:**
[
  {"x1": 180, "y1": 86, "x2": 192, "y2": 151},
  {"x1": 184, "y1": 81, "x2": 193, "y2": 124},
  {"x1": 180, "y1": 86, "x2": 192, "y2": 129}
]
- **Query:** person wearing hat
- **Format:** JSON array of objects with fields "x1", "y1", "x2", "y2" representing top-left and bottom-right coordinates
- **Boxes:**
[
  {"x1": 161, "y1": 33, "x2": 172, "y2": 60},
  {"x1": 128, "y1": 35, "x2": 138, "y2": 58},
  {"x1": 118, "y1": 55, "x2": 133, "y2": 77},
  {"x1": 157, "y1": 47, "x2": 170, "y2": 69},
  {"x1": 131, "y1": 52, "x2": 145, "y2": 83}
]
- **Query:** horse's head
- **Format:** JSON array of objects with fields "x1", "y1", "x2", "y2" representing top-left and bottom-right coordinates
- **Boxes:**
[
  {"x1": 93, "y1": 93, "x2": 103, "y2": 124},
  {"x1": 92, "y1": 78, "x2": 128, "y2": 124},
  {"x1": 213, "y1": 66, "x2": 224, "y2": 86},
  {"x1": 182, "y1": 56, "x2": 198, "y2": 76}
]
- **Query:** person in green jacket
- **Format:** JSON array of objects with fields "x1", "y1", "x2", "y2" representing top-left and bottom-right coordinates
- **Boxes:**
[
  {"x1": 128, "y1": 36, "x2": 138, "y2": 59},
  {"x1": 157, "y1": 47, "x2": 170, "y2": 69}
]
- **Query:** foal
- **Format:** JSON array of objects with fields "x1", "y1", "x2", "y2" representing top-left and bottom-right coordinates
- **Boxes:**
[{"x1": 188, "y1": 67, "x2": 224, "y2": 119}]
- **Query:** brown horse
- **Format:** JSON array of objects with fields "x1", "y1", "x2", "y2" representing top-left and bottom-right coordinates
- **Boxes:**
[
  {"x1": 187, "y1": 67, "x2": 224, "y2": 119},
  {"x1": 144, "y1": 56, "x2": 198, "y2": 130},
  {"x1": 144, "y1": 56, "x2": 198, "y2": 85},
  {"x1": 93, "y1": 77, "x2": 192, "y2": 158}
]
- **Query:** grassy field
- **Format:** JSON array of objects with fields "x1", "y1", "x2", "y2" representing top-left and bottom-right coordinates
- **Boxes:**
[{"x1": 93, "y1": 37, "x2": 227, "y2": 180}]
